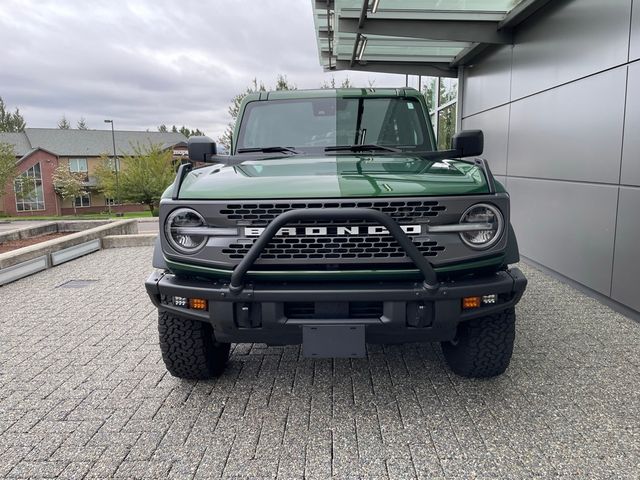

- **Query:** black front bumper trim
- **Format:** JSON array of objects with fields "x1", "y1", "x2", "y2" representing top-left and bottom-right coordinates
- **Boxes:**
[{"x1": 145, "y1": 267, "x2": 527, "y2": 344}]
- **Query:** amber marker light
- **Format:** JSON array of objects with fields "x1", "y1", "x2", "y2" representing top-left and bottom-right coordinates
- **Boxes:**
[
  {"x1": 462, "y1": 296, "x2": 482, "y2": 309},
  {"x1": 188, "y1": 298, "x2": 208, "y2": 310}
]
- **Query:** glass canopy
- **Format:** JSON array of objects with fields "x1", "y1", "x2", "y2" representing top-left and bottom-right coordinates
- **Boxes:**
[{"x1": 312, "y1": 0, "x2": 541, "y2": 77}]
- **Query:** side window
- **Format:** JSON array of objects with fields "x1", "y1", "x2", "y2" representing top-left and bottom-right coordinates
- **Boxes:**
[
  {"x1": 15, "y1": 162, "x2": 45, "y2": 211},
  {"x1": 363, "y1": 99, "x2": 425, "y2": 147},
  {"x1": 69, "y1": 158, "x2": 88, "y2": 173},
  {"x1": 74, "y1": 194, "x2": 91, "y2": 207}
]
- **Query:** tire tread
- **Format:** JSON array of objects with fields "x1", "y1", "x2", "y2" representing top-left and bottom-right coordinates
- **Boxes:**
[
  {"x1": 442, "y1": 308, "x2": 516, "y2": 378},
  {"x1": 158, "y1": 311, "x2": 229, "y2": 379}
]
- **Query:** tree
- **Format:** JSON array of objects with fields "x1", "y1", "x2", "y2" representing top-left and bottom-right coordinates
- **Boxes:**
[
  {"x1": 0, "y1": 142, "x2": 17, "y2": 198},
  {"x1": 157, "y1": 124, "x2": 205, "y2": 137},
  {"x1": 320, "y1": 77, "x2": 337, "y2": 89},
  {"x1": 178, "y1": 126, "x2": 205, "y2": 138},
  {"x1": 77, "y1": 117, "x2": 88, "y2": 130},
  {"x1": 52, "y1": 164, "x2": 86, "y2": 215},
  {"x1": 422, "y1": 77, "x2": 437, "y2": 113},
  {"x1": 57, "y1": 115, "x2": 70, "y2": 129},
  {"x1": 320, "y1": 77, "x2": 352, "y2": 89},
  {"x1": 274, "y1": 74, "x2": 295, "y2": 91},
  {"x1": 218, "y1": 78, "x2": 265, "y2": 150},
  {"x1": 0, "y1": 97, "x2": 26, "y2": 132},
  {"x1": 218, "y1": 75, "x2": 296, "y2": 150},
  {"x1": 118, "y1": 142, "x2": 175, "y2": 214},
  {"x1": 94, "y1": 155, "x2": 119, "y2": 212}
]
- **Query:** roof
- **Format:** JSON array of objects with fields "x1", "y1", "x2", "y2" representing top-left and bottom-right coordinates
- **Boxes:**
[
  {"x1": 0, "y1": 132, "x2": 32, "y2": 155},
  {"x1": 0, "y1": 128, "x2": 187, "y2": 157},
  {"x1": 18, "y1": 147, "x2": 59, "y2": 163},
  {"x1": 243, "y1": 87, "x2": 423, "y2": 102},
  {"x1": 312, "y1": 0, "x2": 554, "y2": 76}
]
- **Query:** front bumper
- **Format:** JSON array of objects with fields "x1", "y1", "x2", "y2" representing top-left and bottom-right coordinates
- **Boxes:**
[{"x1": 145, "y1": 267, "x2": 527, "y2": 345}]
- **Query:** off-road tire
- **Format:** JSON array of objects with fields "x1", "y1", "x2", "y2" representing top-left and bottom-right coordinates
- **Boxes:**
[
  {"x1": 441, "y1": 308, "x2": 515, "y2": 378},
  {"x1": 158, "y1": 311, "x2": 230, "y2": 379}
]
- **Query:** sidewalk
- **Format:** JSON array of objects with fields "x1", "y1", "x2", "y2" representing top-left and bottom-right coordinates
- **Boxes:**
[{"x1": 0, "y1": 247, "x2": 638, "y2": 478}]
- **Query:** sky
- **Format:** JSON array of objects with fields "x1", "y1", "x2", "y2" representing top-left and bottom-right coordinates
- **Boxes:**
[{"x1": 0, "y1": 0, "x2": 407, "y2": 140}]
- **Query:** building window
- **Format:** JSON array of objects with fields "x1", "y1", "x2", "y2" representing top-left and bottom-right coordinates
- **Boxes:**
[
  {"x1": 107, "y1": 157, "x2": 120, "y2": 172},
  {"x1": 422, "y1": 76, "x2": 458, "y2": 150},
  {"x1": 75, "y1": 194, "x2": 91, "y2": 208},
  {"x1": 15, "y1": 163, "x2": 46, "y2": 211},
  {"x1": 105, "y1": 197, "x2": 117, "y2": 206},
  {"x1": 69, "y1": 158, "x2": 88, "y2": 173}
]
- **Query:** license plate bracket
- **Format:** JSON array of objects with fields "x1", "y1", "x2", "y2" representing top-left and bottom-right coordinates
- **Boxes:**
[{"x1": 302, "y1": 325, "x2": 365, "y2": 358}]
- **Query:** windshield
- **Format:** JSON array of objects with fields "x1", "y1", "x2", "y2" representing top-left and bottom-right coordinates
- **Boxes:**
[{"x1": 236, "y1": 97, "x2": 434, "y2": 153}]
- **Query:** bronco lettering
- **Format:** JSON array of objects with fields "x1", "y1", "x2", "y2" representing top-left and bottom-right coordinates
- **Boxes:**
[{"x1": 243, "y1": 224, "x2": 423, "y2": 237}]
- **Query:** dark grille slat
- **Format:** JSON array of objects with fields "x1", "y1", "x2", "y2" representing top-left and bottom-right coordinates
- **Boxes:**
[
  {"x1": 222, "y1": 235, "x2": 444, "y2": 261},
  {"x1": 221, "y1": 200, "x2": 445, "y2": 226}
]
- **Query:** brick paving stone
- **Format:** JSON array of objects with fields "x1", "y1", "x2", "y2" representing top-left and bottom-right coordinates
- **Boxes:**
[
  {"x1": 0, "y1": 246, "x2": 639, "y2": 479},
  {"x1": 57, "y1": 461, "x2": 93, "y2": 480}
]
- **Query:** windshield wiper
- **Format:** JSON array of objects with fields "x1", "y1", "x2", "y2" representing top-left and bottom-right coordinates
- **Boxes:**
[
  {"x1": 237, "y1": 146, "x2": 300, "y2": 154},
  {"x1": 325, "y1": 144, "x2": 402, "y2": 153}
]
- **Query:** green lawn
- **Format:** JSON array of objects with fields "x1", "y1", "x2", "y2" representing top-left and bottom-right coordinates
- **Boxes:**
[{"x1": 0, "y1": 211, "x2": 153, "y2": 221}]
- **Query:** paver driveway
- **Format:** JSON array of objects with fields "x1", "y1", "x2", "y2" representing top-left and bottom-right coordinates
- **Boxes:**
[{"x1": 0, "y1": 247, "x2": 638, "y2": 479}]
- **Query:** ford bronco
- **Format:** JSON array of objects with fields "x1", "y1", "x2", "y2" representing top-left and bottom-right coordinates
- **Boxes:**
[{"x1": 145, "y1": 88, "x2": 527, "y2": 379}]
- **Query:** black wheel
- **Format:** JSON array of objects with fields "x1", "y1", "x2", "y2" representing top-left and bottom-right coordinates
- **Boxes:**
[
  {"x1": 158, "y1": 311, "x2": 230, "y2": 379},
  {"x1": 441, "y1": 308, "x2": 516, "y2": 378}
]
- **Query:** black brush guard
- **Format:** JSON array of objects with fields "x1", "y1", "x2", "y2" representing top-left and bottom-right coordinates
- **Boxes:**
[{"x1": 228, "y1": 208, "x2": 440, "y2": 294}]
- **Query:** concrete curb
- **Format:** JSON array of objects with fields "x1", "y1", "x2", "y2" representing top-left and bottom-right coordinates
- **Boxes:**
[
  {"x1": 0, "y1": 219, "x2": 138, "y2": 270},
  {"x1": 0, "y1": 222, "x2": 59, "y2": 243},
  {"x1": 0, "y1": 219, "x2": 138, "y2": 285},
  {"x1": 102, "y1": 234, "x2": 157, "y2": 248}
]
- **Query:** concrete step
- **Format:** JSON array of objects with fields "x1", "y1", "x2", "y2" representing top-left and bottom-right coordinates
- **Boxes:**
[{"x1": 102, "y1": 233, "x2": 157, "y2": 248}]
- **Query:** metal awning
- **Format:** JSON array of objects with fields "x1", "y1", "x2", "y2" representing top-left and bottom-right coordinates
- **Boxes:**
[{"x1": 312, "y1": 0, "x2": 553, "y2": 77}]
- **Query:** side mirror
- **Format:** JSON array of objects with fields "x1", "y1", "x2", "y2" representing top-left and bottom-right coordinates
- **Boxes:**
[
  {"x1": 188, "y1": 136, "x2": 217, "y2": 162},
  {"x1": 452, "y1": 130, "x2": 483, "y2": 157}
]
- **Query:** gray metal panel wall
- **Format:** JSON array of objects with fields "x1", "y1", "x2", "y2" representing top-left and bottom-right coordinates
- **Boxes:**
[
  {"x1": 622, "y1": 62, "x2": 640, "y2": 186},
  {"x1": 462, "y1": 45, "x2": 512, "y2": 117},
  {"x1": 510, "y1": 0, "x2": 631, "y2": 100},
  {"x1": 631, "y1": 1, "x2": 640, "y2": 61},
  {"x1": 508, "y1": 67, "x2": 626, "y2": 183},
  {"x1": 461, "y1": 105, "x2": 510, "y2": 176},
  {"x1": 508, "y1": 177, "x2": 618, "y2": 295},
  {"x1": 611, "y1": 187, "x2": 640, "y2": 311},
  {"x1": 461, "y1": 0, "x2": 639, "y2": 313},
  {"x1": 494, "y1": 175, "x2": 508, "y2": 190}
]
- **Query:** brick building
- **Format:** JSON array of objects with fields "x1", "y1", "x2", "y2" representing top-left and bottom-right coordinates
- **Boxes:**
[{"x1": 0, "y1": 128, "x2": 187, "y2": 216}]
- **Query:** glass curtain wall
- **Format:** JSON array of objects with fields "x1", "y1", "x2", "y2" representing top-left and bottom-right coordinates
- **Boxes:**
[
  {"x1": 422, "y1": 77, "x2": 458, "y2": 151},
  {"x1": 14, "y1": 163, "x2": 45, "y2": 211},
  {"x1": 14, "y1": 163, "x2": 45, "y2": 212}
]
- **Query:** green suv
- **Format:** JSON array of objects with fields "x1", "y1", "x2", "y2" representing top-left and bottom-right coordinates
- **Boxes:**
[{"x1": 145, "y1": 88, "x2": 526, "y2": 379}]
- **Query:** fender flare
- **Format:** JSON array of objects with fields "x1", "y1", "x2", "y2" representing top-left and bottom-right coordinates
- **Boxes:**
[
  {"x1": 503, "y1": 222, "x2": 520, "y2": 266},
  {"x1": 152, "y1": 237, "x2": 168, "y2": 270}
]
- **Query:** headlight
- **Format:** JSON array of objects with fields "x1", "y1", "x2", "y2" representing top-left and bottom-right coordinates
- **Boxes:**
[
  {"x1": 459, "y1": 203, "x2": 504, "y2": 249},
  {"x1": 165, "y1": 208, "x2": 208, "y2": 254}
]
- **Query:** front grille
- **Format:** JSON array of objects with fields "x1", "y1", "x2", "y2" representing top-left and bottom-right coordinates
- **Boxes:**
[
  {"x1": 220, "y1": 200, "x2": 445, "y2": 226},
  {"x1": 166, "y1": 194, "x2": 510, "y2": 270},
  {"x1": 222, "y1": 235, "x2": 445, "y2": 261}
]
